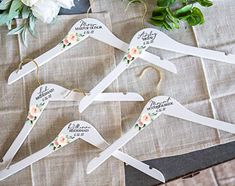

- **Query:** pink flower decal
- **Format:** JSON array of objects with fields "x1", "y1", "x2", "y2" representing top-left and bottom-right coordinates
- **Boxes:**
[
  {"x1": 67, "y1": 32, "x2": 77, "y2": 43},
  {"x1": 50, "y1": 134, "x2": 71, "y2": 151},
  {"x1": 53, "y1": 140, "x2": 59, "y2": 148},
  {"x1": 25, "y1": 102, "x2": 45, "y2": 125},
  {"x1": 27, "y1": 114, "x2": 35, "y2": 121},
  {"x1": 129, "y1": 48, "x2": 140, "y2": 57},
  {"x1": 61, "y1": 32, "x2": 84, "y2": 48},
  {"x1": 140, "y1": 114, "x2": 152, "y2": 125},
  {"x1": 135, "y1": 113, "x2": 152, "y2": 130},
  {"x1": 126, "y1": 54, "x2": 133, "y2": 61},
  {"x1": 63, "y1": 38, "x2": 69, "y2": 46},
  {"x1": 29, "y1": 106, "x2": 40, "y2": 117},
  {"x1": 124, "y1": 46, "x2": 144, "y2": 64},
  {"x1": 57, "y1": 134, "x2": 69, "y2": 146}
]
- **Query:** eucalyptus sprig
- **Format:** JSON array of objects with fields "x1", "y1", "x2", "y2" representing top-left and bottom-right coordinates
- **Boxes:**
[
  {"x1": 0, "y1": 0, "x2": 36, "y2": 46},
  {"x1": 127, "y1": 0, "x2": 213, "y2": 30}
]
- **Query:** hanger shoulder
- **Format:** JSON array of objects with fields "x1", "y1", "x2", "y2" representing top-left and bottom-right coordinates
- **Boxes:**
[
  {"x1": 141, "y1": 51, "x2": 177, "y2": 73},
  {"x1": 1, "y1": 124, "x2": 33, "y2": 169},
  {"x1": 91, "y1": 31, "x2": 129, "y2": 52},
  {"x1": 87, "y1": 127, "x2": 138, "y2": 174},
  {"x1": 164, "y1": 99, "x2": 235, "y2": 133},
  {"x1": 8, "y1": 30, "x2": 88, "y2": 85},
  {"x1": 8, "y1": 44, "x2": 65, "y2": 85},
  {"x1": 94, "y1": 92, "x2": 144, "y2": 102},
  {"x1": 0, "y1": 146, "x2": 52, "y2": 181},
  {"x1": 155, "y1": 31, "x2": 235, "y2": 65},
  {"x1": 1, "y1": 101, "x2": 46, "y2": 168},
  {"x1": 112, "y1": 150, "x2": 165, "y2": 182}
]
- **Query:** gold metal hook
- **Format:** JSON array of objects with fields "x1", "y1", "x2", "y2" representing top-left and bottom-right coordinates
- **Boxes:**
[
  {"x1": 17, "y1": 58, "x2": 41, "y2": 86},
  {"x1": 137, "y1": 66, "x2": 164, "y2": 95}
]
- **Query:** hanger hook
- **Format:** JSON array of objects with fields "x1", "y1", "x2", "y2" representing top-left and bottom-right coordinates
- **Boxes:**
[
  {"x1": 17, "y1": 58, "x2": 41, "y2": 86},
  {"x1": 87, "y1": 0, "x2": 96, "y2": 18},
  {"x1": 137, "y1": 66, "x2": 164, "y2": 95},
  {"x1": 125, "y1": 0, "x2": 148, "y2": 29},
  {"x1": 64, "y1": 88, "x2": 86, "y2": 99}
]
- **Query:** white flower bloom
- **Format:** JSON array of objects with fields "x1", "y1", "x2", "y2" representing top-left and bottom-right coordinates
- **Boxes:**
[
  {"x1": 31, "y1": 0, "x2": 60, "y2": 24},
  {"x1": 21, "y1": 0, "x2": 39, "y2": 7},
  {"x1": 55, "y1": 0, "x2": 76, "y2": 9}
]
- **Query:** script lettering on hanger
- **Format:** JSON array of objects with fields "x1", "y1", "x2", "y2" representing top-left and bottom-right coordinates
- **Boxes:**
[
  {"x1": 36, "y1": 85, "x2": 55, "y2": 101},
  {"x1": 137, "y1": 31, "x2": 157, "y2": 45},
  {"x1": 147, "y1": 97, "x2": 173, "y2": 112},
  {"x1": 68, "y1": 122, "x2": 91, "y2": 137},
  {"x1": 75, "y1": 20, "x2": 103, "y2": 35}
]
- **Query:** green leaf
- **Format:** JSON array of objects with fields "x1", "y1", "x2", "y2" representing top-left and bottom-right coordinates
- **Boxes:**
[
  {"x1": 157, "y1": 0, "x2": 176, "y2": 8},
  {"x1": 162, "y1": 21, "x2": 173, "y2": 30},
  {"x1": 175, "y1": 4, "x2": 193, "y2": 16},
  {"x1": 148, "y1": 18, "x2": 164, "y2": 27},
  {"x1": 6, "y1": 19, "x2": 12, "y2": 29},
  {"x1": 151, "y1": 15, "x2": 165, "y2": 21},
  {"x1": 7, "y1": 24, "x2": 24, "y2": 35},
  {"x1": 28, "y1": 14, "x2": 37, "y2": 37},
  {"x1": 8, "y1": 0, "x2": 23, "y2": 20},
  {"x1": 20, "y1": 26, "x2": 28, "y2": 47},
  {"x1": 196, "y1": 0, "x2": 213, "y2": 7},
  {"x1": 0, "y1": 11, "x2": 10, "y2": 25},
  {"x1": 152, "y1": 7, "x2": 167, "y2": 17},
  {"x1": 21, "y1": 5, "x2": 30, "y2": 19},
  {"x1": 166, "y1": 7, "x2": 179, "y2": 26},
  {"x1": 0, "y1": 0, "x2": 12, "y2": 10},
  {"x1": 184, "y1": 7, "x2": 205, "y2": 26},
  {"x1": 180, "y1": 0, "x2": 188, "y2": 4}
]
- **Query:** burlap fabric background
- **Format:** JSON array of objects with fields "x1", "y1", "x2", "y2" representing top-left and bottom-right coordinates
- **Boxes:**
[{"x1": 0, "y1": 0, "x2": 234, "y2": 185}]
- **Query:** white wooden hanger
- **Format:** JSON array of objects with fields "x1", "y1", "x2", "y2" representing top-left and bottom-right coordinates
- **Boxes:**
[
  {"x1": 86, "y1": 96, "x2": 235, "y2": 174},
  {"x1": 0, "y1": 83, "x2": 143, "y2": 170},
  {"x1": 8, "y1": 18, "x2": 176, "y2": 85},
  {"x1": 135, "y1": 28, "x2": 235, "y2": 64},
  {"x1": 78, "y1": 27, "x2": 235, "y2": 112},
  {"x1": 0, "y1": 120, "x2": 165, "y2": 182}
]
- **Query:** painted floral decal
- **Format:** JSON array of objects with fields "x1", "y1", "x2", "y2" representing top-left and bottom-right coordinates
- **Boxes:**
[
  {"x1": 50, "y1": 133, "x2": 74, "y2": 151},
  {"x1": 135, "y1": 113, "x2": 155, "y2": 131},
  {"x1": 124, "y1": 46, "x2": 145, "y2": 64},
  {"x1": 61, "y1": 32, "x2": 84, "y2": 48},
  {"x1": 25, "y1": 102, "x2": 45, "y2": 125}
]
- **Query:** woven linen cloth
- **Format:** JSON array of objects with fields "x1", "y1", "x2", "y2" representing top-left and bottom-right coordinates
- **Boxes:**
[
  {"x1": 0, "y1": 13, "x2": 125, "y2": 186},
  {"x1": 0, "y1": 1, "x2": 235, "y2": 186},
  {"x1": 91, "y1": 0, "x2": 235, "y2": 161}
]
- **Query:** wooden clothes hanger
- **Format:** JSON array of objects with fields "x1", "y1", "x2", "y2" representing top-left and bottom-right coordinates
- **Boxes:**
[
  {"x1": 8, "y1": 18, "x2": 176, "y2": 85},
  {"x1": 78, "y1": 27, "x2": 235, "y2": 112},
  {"x1": 0, "y1": 83, "x2": 144, "y2": 170},
  {"x1": 0, "y1": 120, "x2": 165, "y2": 182},
  {"x1": 86, "y1": 96, "x2": 235, "y2": 173}
]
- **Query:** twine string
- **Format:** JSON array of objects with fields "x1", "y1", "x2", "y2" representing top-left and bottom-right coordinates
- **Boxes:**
[
  {"x1": 87, "y1": 0, "x2": 96, "y2": 18},
  {"x1": 64, "y1": 88, "x2": 87, "y2": 99},
  {"x1": 125, "y1": 0, "x2": 147, "y2": 28},
  {"x1": 17, "y1": 58, "x2": 41, "y2": 86}
]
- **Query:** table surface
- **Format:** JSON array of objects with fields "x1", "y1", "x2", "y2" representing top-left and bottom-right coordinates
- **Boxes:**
[{"x1": 60, "y1": 1, "x2": 235, "y2": 186}]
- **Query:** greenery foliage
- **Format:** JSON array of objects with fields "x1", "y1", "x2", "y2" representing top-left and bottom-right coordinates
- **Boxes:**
[{"x1": 128, "y1": 0, "x2": 213, "y2": 30}]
